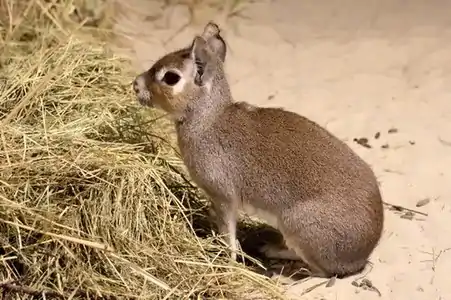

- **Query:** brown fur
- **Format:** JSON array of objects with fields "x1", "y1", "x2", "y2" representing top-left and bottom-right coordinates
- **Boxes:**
[{"x1": 132, "y1": 22, "x2": 384, "y2": 278}]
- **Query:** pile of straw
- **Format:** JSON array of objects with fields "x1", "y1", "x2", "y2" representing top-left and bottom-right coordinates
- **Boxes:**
[{"x1": 0, "y1": 0, "x2": 282, "y2": 299}]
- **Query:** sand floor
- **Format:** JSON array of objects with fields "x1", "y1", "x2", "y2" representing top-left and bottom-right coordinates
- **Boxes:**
[{"x1": 112, "y1": 0, "x2": 451, "y2": 299}]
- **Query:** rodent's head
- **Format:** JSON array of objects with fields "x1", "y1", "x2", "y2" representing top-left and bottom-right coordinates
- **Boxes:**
[{"x1": 132, "y1": 22, "x2": 227, "y2": 119}]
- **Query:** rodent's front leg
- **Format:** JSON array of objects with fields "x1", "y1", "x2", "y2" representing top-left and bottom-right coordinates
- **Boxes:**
[{"x1": 209, "y1": 196, "x2": 239, "y2": 261}]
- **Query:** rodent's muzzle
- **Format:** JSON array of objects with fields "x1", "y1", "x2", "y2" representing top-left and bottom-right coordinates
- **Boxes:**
[{"x1": 132, "y1": 73, "x2": 154, "y2": 107}]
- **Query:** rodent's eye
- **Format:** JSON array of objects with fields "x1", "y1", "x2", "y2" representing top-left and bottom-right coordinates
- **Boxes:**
[{"x1": 161, "y1": 71, "x2": 181, "y2": 86}]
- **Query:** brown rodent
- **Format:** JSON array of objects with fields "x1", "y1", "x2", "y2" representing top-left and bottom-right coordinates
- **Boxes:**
[{"x1": 132, "y1": 22, "x2": 384, "y2": 278}]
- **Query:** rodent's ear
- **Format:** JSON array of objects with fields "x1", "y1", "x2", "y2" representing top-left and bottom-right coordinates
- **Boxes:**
[
  {"x1": 190, "y1": 36, "x2": 217, "y2": 86},
  {"x1": 207, "y1": 34, "x2": 227, "y2": 63},
  {"x1": 201, "y1": 22, "x2": 220, "y2": 40},
  {"x1": 201, "y1": 22, "x2": 227, "y2": 62}
]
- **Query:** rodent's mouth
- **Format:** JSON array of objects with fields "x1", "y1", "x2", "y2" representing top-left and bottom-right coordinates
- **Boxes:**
[
  {"x1": 135, "y1": 89, "x2": 154, "y2": 107},
  {"x1": 137, "y1": 95, "x2": 154, "y2": 107}
]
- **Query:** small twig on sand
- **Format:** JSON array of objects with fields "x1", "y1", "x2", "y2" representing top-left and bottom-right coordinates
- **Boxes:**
[
  {"x1": 438, "y1": 137, "x2": 451, "y2": 147},
  {"x1": 383, "y1": 201, "x2": 428, "y2": 217},
  {"x1": 351, "y1": 278, "x2": 382, "y2": 297},
  {"x1": 300, "y1": 279, "x2": 329, "y2": 296}
]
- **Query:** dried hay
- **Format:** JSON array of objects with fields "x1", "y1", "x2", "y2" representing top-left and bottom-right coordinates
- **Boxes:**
[{"x1": 0, "y1": 0, "x2": 284, "y2": 299}]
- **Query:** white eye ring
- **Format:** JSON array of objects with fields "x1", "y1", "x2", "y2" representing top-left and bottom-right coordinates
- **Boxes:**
[
  {"x1": 156, "y1": 68, "x2": 181, "y2": 81},
  {"x1": 155, "y1": 68, "x2": 186, "y2": 95}
]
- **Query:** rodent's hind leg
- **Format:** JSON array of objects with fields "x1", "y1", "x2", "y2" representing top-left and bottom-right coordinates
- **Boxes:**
[
  {"x1": 260, "y1": 244, "x2": 301, "y2": 260},
  {"x1": 283, "y1": 235, "x2": 330, "y2": 278},
  {"x1": 258, "y1": 229, "x2": 331, "y2": 277}
]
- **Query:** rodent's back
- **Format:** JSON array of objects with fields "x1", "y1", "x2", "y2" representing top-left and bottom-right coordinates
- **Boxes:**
[{"x1": 212, "y1": 103, "x2": 380, "y2": 208}]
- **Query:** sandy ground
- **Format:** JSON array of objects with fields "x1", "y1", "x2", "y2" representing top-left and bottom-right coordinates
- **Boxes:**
[{"x1": 113, "y1": 0, "x2": 451, "y2": 299}]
